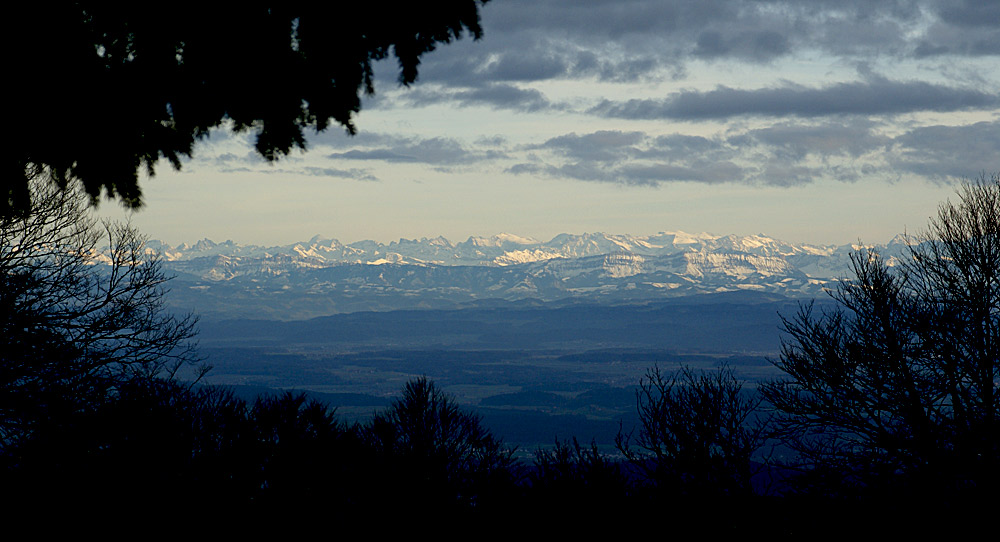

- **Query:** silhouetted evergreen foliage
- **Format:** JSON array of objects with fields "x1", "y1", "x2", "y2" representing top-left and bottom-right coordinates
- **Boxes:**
[
  {"x1": 7, "y1": 2, "x2": 490, "y2": 217},
  {"x1": 763, "y1": 172, "x2": 1000, "y2": 501}
]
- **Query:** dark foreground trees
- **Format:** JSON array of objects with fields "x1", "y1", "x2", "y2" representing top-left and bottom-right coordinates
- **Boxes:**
[
  {"x1": 366, "y1": 377, "x2": 517, "y2": 511},
  {"x1": 8, "y1": 2, "x2": 490, "y2": 217},
  {"x1": 4, "y1": 375, "x2": 516, "y2": 522},
  {"x1": 6, "y1": 379, "x2": 367, "y2": 518},
  {"x1": 616, "y1": 365, "x2": 767, "y2": 498},
  {"x1": 5, "y1": 174, "x2": 995, "y2": 525},
  {"x1": 1, "y1": 175, "x2": 202, "y2": 447},
  {"x1": 763, "y1": 172, "x2": 999, "y2": 499}
]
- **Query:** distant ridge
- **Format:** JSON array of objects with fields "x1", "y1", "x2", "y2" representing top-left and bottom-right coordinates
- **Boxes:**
[
  {"x1": 143, "y1": 231, "x2": 914, "y2": 319},
  {"x1": 148, "y1": 230, "x2": 890, "y2": 270}
]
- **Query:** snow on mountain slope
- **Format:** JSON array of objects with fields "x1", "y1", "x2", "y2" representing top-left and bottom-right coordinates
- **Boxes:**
[{"x1": 143, "y1": 230, "x2": 907, "y2": 317}]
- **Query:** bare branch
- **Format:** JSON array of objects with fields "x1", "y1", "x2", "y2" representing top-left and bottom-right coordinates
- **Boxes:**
[{"x1": 2, "y1": 171, "x2": 203, "y2": 445}]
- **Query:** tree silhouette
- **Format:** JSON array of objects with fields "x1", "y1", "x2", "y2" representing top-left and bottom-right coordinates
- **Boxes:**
[
  {"x1": 529, "y1": 436, "x2": 629, "y2": 512},
  {"x1": 616, "y1": 365, "x2": 767, "y2": 498},
  {"x1": 365, "y1": 376, "x2": 516, "y2": 511},
  {"x1": 763, "y1": 172, "x2": 999, "y2": 499},
  {"x1": 1, "y1": 173, "x2": 202, "y2": 446},
  {"x1": 4, "y1": 377, "x2": 371, "y2": 518},
  {"x1": 8, "y1": 2, "x2": 490, "y2": 217}
]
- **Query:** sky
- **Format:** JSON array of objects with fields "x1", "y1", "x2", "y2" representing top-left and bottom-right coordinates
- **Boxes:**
[{"x1": 100, "y1": 0, "x2": 999, "y2": 247}]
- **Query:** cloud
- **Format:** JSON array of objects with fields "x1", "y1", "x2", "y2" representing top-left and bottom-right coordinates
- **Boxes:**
[
  {"x1": 914, "y1": 0, "x2": 1000, "y2": 57},
  {"x1": 733, "y1": 122, "x2": 892, "y2": 161},
  {"x1": 755, "y1": 163, "x2": 821, "y2": 187},
  {"x1": 509, "y1": 129, "x2": 748, "y2": 186},
  {"x1": 416, "y1": 0, "x2": 999, "y2": 89},
  {"x1": 619, "y1": 161, "x2": 747, "y2": 185},
  {"x1": 693, "y1": 29, "x2": 791, "y2": 62},
  {"x1": 357, "y1": 1, "x2": 998, "y2": 119},
  {"x1": 450, "y1": 84, "x2": 554, "y2": 112},
  {"x1": 484, "y1": 52, "x2": 571, "y2": 82},
  {"x1": 890, "y1": 121, "x2": 1000, "y2": 180},
  {"x1": 397, "y1": 83, "x2": 555, "y2": 112},
  {"x1": 504, "y1": 119, "x2": 997, "y2": 188},
  {"x1": 301, "y1": 167, "x2": 378, "y2": 182},
  {"x1": 209, "y1": 152, "x2": 266, "y2": 167},
  {"x1": 323, "y1": 134, "x2": 508, "y2": 167},
  {"x1": 591, "y1": 79, "x2": 1000, "y2": 120},
  {"x1": 641, "y1": 134, "x2": 737, "y2": 162},
  {"x1": 533, "y1": 130, "x2": 646, "y2": 162}
]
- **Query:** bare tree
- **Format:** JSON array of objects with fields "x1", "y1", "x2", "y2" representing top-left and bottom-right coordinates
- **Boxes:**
[
  {"x1": 365, "y1": 377, "x2": 516, "y2": 508},
  {"x1": 531, "y1": 437, "x2": 628, "y2": 501},
  {"x1": 1, "y1": 172, "x2": 202, "y2": 444},
  {"x1": 763, "y1": 172, "x2": 999, "y2": 497},
  {"x1": 616, "y1": 365, "x2": 767, "y2": 497}
]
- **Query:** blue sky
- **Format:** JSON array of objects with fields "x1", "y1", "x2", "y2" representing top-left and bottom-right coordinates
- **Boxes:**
[{"x1": 100, "y1": 0, "x2": 999, "y2": 246}]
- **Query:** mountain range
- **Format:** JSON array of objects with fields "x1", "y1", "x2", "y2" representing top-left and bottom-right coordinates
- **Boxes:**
[{"x1": 148, "y1": 231, "x2": 913, "y2": 320}]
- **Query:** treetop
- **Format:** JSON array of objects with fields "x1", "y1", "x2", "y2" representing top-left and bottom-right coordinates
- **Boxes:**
[{"x1": 7, "y1": 2, "x2": 490, "y2": 217}]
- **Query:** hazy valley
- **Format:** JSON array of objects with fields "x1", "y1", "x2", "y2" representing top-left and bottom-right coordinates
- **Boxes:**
[{"x1": 152, "y1": 230, "x2": 866, "y2": 449}]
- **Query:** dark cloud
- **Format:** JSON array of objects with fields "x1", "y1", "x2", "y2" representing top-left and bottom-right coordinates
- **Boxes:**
[
  {"x1": 937, "y1": 0, "x2": 1000, "y2": 28},
  {"x1": 533, "y1": 130, "x2": 646, "y2": 162},
  {"x1": 890, "y1": 121, "x2": 1000, "y2": 180},
  {"x1": 693, "y1": 30, "x2": 791, "y2": 62},
  {"x1": 349, "y1": 2, "x2": 999, "y2": 121},
  {"x1": 911, "y1": 1, "x2": 1000, "y2": 57},
  {"x1": 504, "y1": 119, "x2": 997, "y2": 188},
  {"x1": 642, "y1": 134, "x2": 736, "y2": 162},
  {"x1": 305, "y1": 130, "x2": 389, "y2": 149},
  {"x1": 324, "y1": 135, "x2": 508, "y2": 167},
  {"x1": 301, "y1": 167, "x2": 378, "y2": 182},
  {"x1": 592, "y1": 78, "x2": 1000, "y2": 119},
  {"x1": 734, "y1": 122, "x2": 892, "y2": 161},
  {"x1": 451, "y1": 84, "x2": 554, "y2": 111},
  {"x1": 619, "y1": 161, "x2": 746, "y2": 185},
  {"x1": 295, "y1": 0, "x2": 993, "y2": 133},
  {"x1": 510, "y1": 129, "x2": 746, "y2": 186},
  {"x1": 394, "y1": 0, "x2": 997, "y2": 96},
  {"x1": 398, "y1": 83, "x2": 554, "y2": 112},
  {"x1": 504, "y1": 163, "x2": 544, "y2": 176},
  {"x1": 328, "y1": 149, "x2": 423, "y2": 163},
  {"x1": 211, "y1": 152, "x2": 260, "y2": 165},
  {"x1": 507, "y1": 157, "x2": 745, "y2": 187},
  {"x1": 485, "y1": 52, "x2": 570, "y2": 82},
  {"x1": 475, "y1": 135, "x2": 510, "y2": 147},
  {"x1": 548, "y1": 162, "x2": 642, "y2": 185},
  {"x1": 755, "y1": 163, "x2": 821, "y2": 187},
  {"x1": 205, "y1": 151, "x2": 267, "y2": 171},
  {"x1": 914, "y1": 27, "x2": 1000, "y2": 57}
]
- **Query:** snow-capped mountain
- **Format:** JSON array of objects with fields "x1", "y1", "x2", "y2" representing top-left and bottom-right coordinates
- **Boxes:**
[
  {"x1": 154, "y1": 231, "x2": 859, "y2": 270},
  {"x1": 149, "y1": 231, "x2": 912, "y2": 319}
]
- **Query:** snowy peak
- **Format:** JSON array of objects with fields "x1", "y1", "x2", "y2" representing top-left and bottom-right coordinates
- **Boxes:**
[
  {"x1": 466, "y1": 232, "x2": 539, "y2": 248},
  {"x1": 147, "y1": 230, "x2": 877, "y2": 284},
  {"x1": 149, "y1": 230, "x2": 910, "y2": 318}
]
